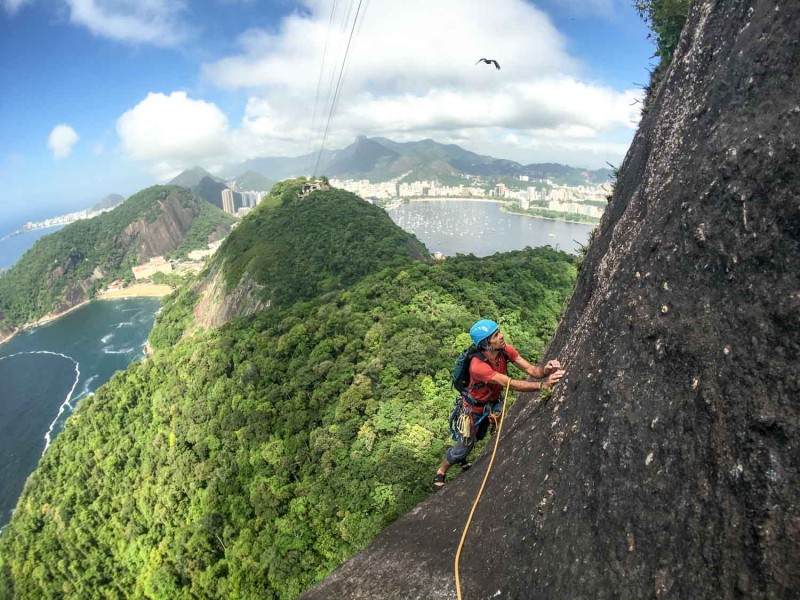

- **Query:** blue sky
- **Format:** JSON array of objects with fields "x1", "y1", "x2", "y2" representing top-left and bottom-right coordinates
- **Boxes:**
[{"x1": 0, "y1": 0, "x2": 655, "y2": 231}]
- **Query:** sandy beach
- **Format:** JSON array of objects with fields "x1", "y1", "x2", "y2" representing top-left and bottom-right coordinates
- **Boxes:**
[
  {"x1": 1, "y1": 284, "x2": 172, "y2": 348},
  {"x1": 97, "y1": 283, "x2": 173, "y2": 299}
]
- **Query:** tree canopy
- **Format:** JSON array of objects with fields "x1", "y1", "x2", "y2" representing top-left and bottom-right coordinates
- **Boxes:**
[
  {"x1": 213, "y1": 180, "x2": 429, "y2": 308},
  {"x1": 0, "y1": 247, "x2": 576, "y2": 599}
]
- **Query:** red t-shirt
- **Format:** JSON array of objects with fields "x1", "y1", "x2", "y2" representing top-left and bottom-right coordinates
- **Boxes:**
[{"x1": 468, "y1": 344, "x2": 520, "y2": 408}]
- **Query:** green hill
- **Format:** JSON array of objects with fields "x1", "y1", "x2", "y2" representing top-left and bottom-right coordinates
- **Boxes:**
[
  {"x1": 0, "y1": 186, "x2": 233, "y2": 329},
  {"x1": 0, "y1": 246, "x2": 577, "y2": 599},
  {"x1": 210, "y1": 179, "x2": 430, "y2": 310}
]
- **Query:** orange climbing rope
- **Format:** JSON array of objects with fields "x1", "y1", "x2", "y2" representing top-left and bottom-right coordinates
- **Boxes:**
[{"x1": 454, "y1": 379, "x2": 511, "y2": 600}]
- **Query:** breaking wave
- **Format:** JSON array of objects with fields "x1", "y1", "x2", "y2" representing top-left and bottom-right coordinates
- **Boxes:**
[{"x1": 0, "y1": 351, "x2": 80, "y2": 454}]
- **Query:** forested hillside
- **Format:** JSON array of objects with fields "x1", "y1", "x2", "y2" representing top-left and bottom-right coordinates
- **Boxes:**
[
  {"x1": 0, "y1": 186, "x2": 233, "y2": 330},
  {"x1": 0, "y1": 247, "x2": 577, "y2": 599},
  {"x1": 192, "y1": 179, "x2": 430, "y2": 328}
]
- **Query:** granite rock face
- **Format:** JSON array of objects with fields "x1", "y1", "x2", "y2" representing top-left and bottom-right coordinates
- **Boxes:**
[
  {"x1": 121, "y1": 191, "x2": 199, "y2": 260},
  {"x1": 192, "y1": 268, "x2": 269, "y2": 329},
  {"x1": 300, "y1": 1, "x2": 799, "y2": 598}
]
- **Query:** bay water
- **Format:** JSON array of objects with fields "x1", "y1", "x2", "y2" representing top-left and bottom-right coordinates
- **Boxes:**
[
  {"x1": 0, "y1": 298, "x2": 161, "y2": 529},
  {"x1": 385, "y1": 200, "x2": 595, "y2": 256},
  {"x1": 0, "y1": 226, "x2": 65, "y2": 270}
]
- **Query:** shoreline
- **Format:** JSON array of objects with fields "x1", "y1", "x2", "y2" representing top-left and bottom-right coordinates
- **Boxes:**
[
  {"x1": 96, "y1": 283, "x2": 173, "y2": 300},
  {"x1": 403, "y1": 197, "x2": 506, "y2": 204},
  {"x1": 389, "y1": 197, "x2": 601, "y2": 225},
  {"x1": 500, "y1": 205, "x2": 600, "y2": 226},
  {"x1": 0, "y1": 300, "x2": 91, "y2": 348},
  {"x1": 0, "y1": 283, "x2": 172, "y2": 348}
]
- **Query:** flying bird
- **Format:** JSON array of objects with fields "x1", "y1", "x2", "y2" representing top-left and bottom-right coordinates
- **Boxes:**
[{"x1": 475, "y1": 58, "x2": 501, "y2": 70}]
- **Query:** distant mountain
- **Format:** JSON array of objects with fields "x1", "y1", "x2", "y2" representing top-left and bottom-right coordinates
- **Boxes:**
[
  {"x1": 168, "y1": 167, "x2": 224, "y2": 189},
  {"x1": 231, "y1": 171, "x2": 275, "y2": 192},
  {"x1": 167, "y1": 168, "x2": 234, "y2": 209},
  {"x1": 363, "y1": 137, "x2": 611, "y2": 184},
  {"x1": 322, "y1": 135, "x2": 400, "y2": 178},
  {"x1": 173, "y1": 138, "x2": 610, "y2": 189},
  {"x1": 90, "y1": 193, "x2": 125, "y2": 212},
  {"x1": 236, "y1": 148, "x2": 337, "y2": 182},
  {"x1": 225, "y1": 137, "x2": 611, "y2": 186},
  {"x1": 193, "y1": 176, "x2": 230, "y2": 210}
]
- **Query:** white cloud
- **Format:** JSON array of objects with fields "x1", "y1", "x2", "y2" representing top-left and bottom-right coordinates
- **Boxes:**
[
  {"x1": 65, "y1": 0, "x2": 189, "y2": 46},
  {"x1": 117, "y1": 0, "x2": 642, "y2": 173},
  {"x1": 204, "y1": 0, "x2": 576, "y2": 93},
  {"x1": 116, "y1": 92, "x2": 231, "y2": 179},
  {"x1": 198, "y1": 0, "x2": 640, "y2": 167},
  {"x1": 48, "y1": 125, "x2": 80, "y2": 160}
]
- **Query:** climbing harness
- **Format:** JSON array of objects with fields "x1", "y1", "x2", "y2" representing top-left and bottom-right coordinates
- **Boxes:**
[
  {"x1": 450, "y1": 347, "x2": 508, "y2": 443},
  {"x1": 454, "y1": 379, "x2": 511, "y2": 600},
  {"x1": 448, "y1": 395, "x2": 503, "y2": 442}
]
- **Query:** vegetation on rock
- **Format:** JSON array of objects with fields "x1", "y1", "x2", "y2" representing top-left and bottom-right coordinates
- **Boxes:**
[{"x1": 635, "y1": 0, "x2": 692, "y2": 110}]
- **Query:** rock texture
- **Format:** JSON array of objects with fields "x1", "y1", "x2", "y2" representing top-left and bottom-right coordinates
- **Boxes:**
[
  {"x1": 121, "y1": 194, "x2": 199, "y2": 260},
  {"x1": 193, "y1": 268, "x2": 269, "y2": 329},
  {"x1": 300, "y1": 1, "x2": 799, "y2": 598}
]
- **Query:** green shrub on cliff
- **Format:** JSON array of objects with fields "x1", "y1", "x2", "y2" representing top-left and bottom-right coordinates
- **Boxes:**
[
  {"x1": 0, "y1": 247, "x2": 576, "y2": 599},
  {"x1": 635, "y1": 0, "x2": 691, "y2": 110}
]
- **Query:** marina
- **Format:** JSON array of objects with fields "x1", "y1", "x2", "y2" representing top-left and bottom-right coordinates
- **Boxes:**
[{"x1": 385, "y1": 199, "x2": 594, "y2": 256}]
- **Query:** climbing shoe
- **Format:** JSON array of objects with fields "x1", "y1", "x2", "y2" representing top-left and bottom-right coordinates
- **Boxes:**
[
  {"x1": 458, "y1": 460, "x2": 471, "y2": 471},
  {"x1": 434, "y1": 473, "x2": 446, "y2": 488}
]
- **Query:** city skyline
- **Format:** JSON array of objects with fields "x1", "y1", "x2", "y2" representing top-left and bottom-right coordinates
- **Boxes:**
[{"x1": 1, "y1": 0, "x2": 655, "y2": 231}]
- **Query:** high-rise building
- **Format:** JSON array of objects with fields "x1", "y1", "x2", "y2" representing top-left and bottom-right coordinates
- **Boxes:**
[{"x1": 221, "y1": 189, "x2": 235, "y2": 214}]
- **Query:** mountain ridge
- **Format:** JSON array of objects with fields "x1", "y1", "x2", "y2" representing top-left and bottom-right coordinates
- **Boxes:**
[{"x1": 169, "y1": 137, "x2": 612, "y2": 187}]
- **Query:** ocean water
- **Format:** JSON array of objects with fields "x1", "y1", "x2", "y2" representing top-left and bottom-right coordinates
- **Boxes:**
[
  {"x1": 0, "y1": 226, "x2": 65, "y2": 270},
  {"x1": 0, "y1": 298, "x2": 162, "y2": 530},
  {"x1": 385, "y1": 200, "x2": 595, "y2": 256}
]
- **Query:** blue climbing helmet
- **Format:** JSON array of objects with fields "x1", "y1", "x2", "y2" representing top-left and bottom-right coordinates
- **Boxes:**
[{"x1": 469, "y1": 319, "x2": 499, "y2": 348}]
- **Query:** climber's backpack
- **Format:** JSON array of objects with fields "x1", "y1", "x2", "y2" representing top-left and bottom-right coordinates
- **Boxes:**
[
  {"x1": 449, "y1": 346, "x2": 508, "y2": 442},
  {"x1": 452, "y1": 346, "x2": 508, "y2": 395}
]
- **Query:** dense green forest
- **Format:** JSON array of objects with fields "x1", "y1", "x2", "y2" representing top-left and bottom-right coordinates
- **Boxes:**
[
  {"x1": 213, "y1": 180, "x2": 429, "y2": 308},
  {"x1": 0, "y1": 246, "x2": 576, "y2": 599},
  {"x1": 0, "y1": 186, "x2": 232, "y2": 327}
]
